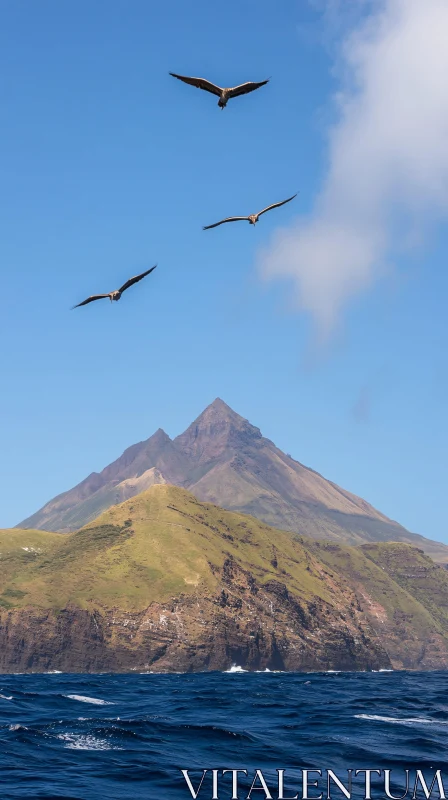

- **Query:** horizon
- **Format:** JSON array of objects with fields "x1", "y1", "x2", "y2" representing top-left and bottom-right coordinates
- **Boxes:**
[{"x1": 1, "y1": 0, "x2": 447, "y2": 542}]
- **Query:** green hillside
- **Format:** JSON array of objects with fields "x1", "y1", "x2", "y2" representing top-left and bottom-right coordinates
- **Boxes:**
[
  {"x1": 2, "y1": 484, "x2": 448, "y2": 672},
  {"x1": 303, "y1": 538, "x2": 448, "y2": 667},
  {"x1": 361, "y1": 542, "x2": 448, "y2": 630},
  {"x1": 1, "y1": 485, "x2": 338, "y2": 612}
]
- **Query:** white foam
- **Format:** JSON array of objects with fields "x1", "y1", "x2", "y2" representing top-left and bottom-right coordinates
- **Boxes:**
[
  {"x1": 0, "y1": 694, "x2": 13, "y2": 700},
  {"x1": 371, "y1": 669, "x2": 394, "y2": 672},
  {"x1": 225, "y1": 665, "x2": 247, "y2": 673},
  {"x1": 58, "y1": 733, "x2": 122, "y2": 751},
  {"x1": 355, "y1": 714, "x2": 447, "y2": 725},
  {"x1": 9, "y1": 724, "x2": 27, "y2": 731},
  {"x1": 65, "y1": 694, "x2": 114, "y2": 706},
  {"x1": 254, "y1": 668, "x2": 286, "y2": 673}
]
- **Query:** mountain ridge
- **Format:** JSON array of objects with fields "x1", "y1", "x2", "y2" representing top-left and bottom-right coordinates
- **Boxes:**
[{"x1": 17, "y1": 398, "x2": 448, "y2": 562}]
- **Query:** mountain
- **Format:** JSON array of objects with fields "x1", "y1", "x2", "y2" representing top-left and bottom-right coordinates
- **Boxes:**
[
  {"x1": 18, "y1": 398, "x2": 448, "y2": 562},
  {"x1": 18, "y1": 428, "x2": 187, "y2": 532},
  {"x1": 3, "y1": 484, "x2": 448, "y2": 673}
]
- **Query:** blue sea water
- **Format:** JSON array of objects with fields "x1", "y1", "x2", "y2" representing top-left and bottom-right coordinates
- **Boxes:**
[{"x1": 0, "y1": 670, "x2": 448, "y2": 800}]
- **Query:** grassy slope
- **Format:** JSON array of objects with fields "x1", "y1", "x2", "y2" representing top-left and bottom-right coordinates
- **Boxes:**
[
  {"x1": 0, "y1": 485, "x2": 448, "y2": 658},
  {"x1": 303, "y1": 539, "x2": 446, "y2": 643},
  {"x1": 0, "y1": 485, "x2": 338, "y2": 612},
  {"x1": 361, "y1": 543, "x2": 448, "y2": 629},
  {"x1": 1, "y1": 485, "x2": 447, "y2": 658}
]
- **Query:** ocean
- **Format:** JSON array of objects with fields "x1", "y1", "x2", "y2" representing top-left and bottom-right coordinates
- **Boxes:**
[{"x1": 0, "y1": 670, "x2": 447, "y2": 800}]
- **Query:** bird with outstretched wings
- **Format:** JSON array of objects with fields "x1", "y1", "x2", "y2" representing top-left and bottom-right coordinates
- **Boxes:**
[
  {"x1": 203, "y1": 194, "x2": 297, "y2": 230},
  {"x1": 72, "y1": 266, "x2": 157, "y2": 309},
  {"x1": 169, "y1": 73, "x2": 269, "y2": 108}
]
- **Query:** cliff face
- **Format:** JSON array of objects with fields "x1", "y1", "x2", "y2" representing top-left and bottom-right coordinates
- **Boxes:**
[
  {"x1": 16, "y1": 399, "x2": 448, "y2": 562},
  {"x1": 0, "y1": 573, "x2": 390, "y2": 674},
  {"x1": 3, "y1": 486, "x2": 448, "y2": 673}
]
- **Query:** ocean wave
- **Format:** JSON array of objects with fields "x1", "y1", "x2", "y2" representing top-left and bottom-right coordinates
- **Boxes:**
[
  {"x1": 355, "y1": 714, "x2": 448, "y2": 725},
  {"x1": 64, "y1": 695, "x2": 114, "y2": 706},
  {"x1": 178, "y1": 723, "x2": 253, "y2": 743},
  {"x1": 225, "y1": 665, "x2": 247, "y2": 673},
  {"x1": 0, "y1": 694, "x2": 13, "y2": 700},
  {"x1": 57, "y1": 733, "x2": 122, "y2": 751},
  {"x1": 1, "y1": 670, "x2": 448, "y2": 799},
  {"x1": 224, "y1": 666, "x2": 285, "y2": 673},
  {"x1": 371, "y1": 669, "x2": 395, "y2": 673},
  {"x1": 254, "y1": 668, "x2": 286, "y2": 673}
]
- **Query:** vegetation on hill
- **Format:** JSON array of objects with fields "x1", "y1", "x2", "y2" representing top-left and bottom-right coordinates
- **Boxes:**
[
  {"x1": 2, "y1": 485, "x2": 448, "y2": 672},
  {"x1": 2, "y1": 485, "x2": 340, "y2": 612}
]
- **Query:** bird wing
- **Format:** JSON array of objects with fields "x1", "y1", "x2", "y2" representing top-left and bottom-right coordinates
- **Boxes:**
[
  {"x1": 203, "y1": 217, "x2": 249, "y2": 230},
  {"x1": 227, "y1": 79, "x2": 269, "y2": 99},
  {"x1": 257, "y1": 193, "x2": 298, "y2": 217},
  {"x1": 119, "y1": 265, "x2": 157, "y2": 294},
  {"x1": 71, "y1": 294, "x2": 110, "y2": 309},
  {"x1": 169, "y1": 73, "x2": 222, "y2": 97}
]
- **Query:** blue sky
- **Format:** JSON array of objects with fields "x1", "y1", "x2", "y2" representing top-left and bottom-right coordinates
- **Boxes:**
[{"x1": 0, "y1": 0, "x2": 447, "y2": 542}]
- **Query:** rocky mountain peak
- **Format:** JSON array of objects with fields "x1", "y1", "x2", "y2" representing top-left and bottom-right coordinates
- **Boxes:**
[
  {"x1": 151, "y1": 427, "x2": 171, "y2": 443},
  {"x1": 173, "y1": 398, "x2": 262, "y2": 466},
  {"x1": 16, "y1": 399, "x2": 448, "y2": 567}
]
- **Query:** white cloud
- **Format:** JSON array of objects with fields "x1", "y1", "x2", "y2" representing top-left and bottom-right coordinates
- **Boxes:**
[{"x1": 259, "y1": 0, "x2": 448, "y2": 338}]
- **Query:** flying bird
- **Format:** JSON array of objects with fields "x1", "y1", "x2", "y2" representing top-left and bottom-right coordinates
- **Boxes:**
[
  {"x1": 169, "y1": 72, "x2": 269, "y2": 109},
  {"x1": 72, "y1": 265, "x2": 157, "y2": 309},
  {"x1": 203, "y1": 194, "x2": 297, "y2": 230}
]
